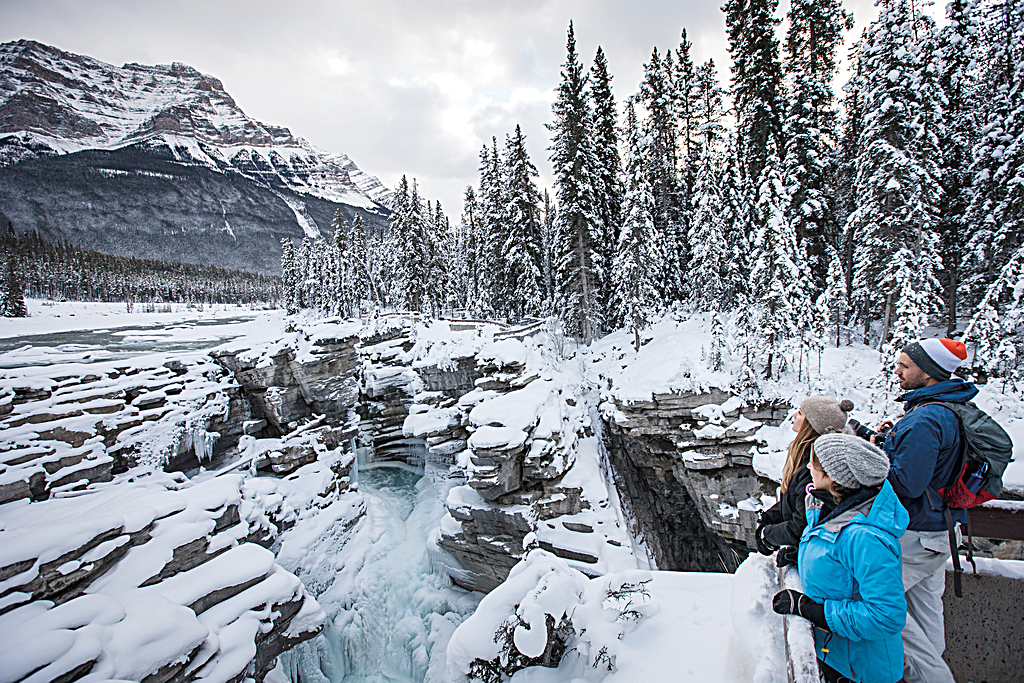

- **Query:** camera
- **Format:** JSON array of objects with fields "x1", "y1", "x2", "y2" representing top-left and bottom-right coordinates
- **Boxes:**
[{"x1": 847, "y1": 418, "x2": 890, "y2": 448}]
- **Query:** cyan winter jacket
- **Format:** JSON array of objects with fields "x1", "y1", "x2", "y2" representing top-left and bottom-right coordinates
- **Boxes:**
[
  {"x1": 799, "y1": 480, "x2": 909, "y2": 683},
  {"x1": 884, "y1": 378, "x2": 977, "y2": 531}
]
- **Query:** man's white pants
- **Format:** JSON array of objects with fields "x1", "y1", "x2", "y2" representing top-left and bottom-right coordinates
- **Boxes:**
[{"x1": 901, "y1": 530, "x2": 956, "y2": 683}]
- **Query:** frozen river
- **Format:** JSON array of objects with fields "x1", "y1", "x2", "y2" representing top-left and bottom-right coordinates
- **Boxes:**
[{"x1": 0, "y1": 311, "x2": 273, "y2": 368}]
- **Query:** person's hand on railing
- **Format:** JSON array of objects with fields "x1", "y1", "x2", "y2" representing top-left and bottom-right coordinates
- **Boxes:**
[{"x1": 772, "y1": 589, "x2": 829, "y2": 631}]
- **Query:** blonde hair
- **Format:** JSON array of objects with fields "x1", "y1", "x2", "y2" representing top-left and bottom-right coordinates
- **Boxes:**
[
  {"x1": 809, "y1": 447, "x2": 857, "y2": 504},
  {"x1": 781, "y1": 418, "x2": 819, "y2": 493}
]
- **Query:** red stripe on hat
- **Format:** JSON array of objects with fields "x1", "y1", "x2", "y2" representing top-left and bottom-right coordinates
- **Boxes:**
[{"x1": 941, "y1": 338, "x2": 967, "y2": 361}]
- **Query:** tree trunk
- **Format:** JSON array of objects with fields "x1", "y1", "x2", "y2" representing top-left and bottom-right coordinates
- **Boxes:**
[{"x1": 879, "y1": 292, "x2": 893, "y2": 352}]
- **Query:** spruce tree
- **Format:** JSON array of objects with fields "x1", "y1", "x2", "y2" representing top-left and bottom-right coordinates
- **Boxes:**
[
  {"x1": 541, "y1": 189, "x2": 556, "y2": 312},
  {"x1": 695, "y1": 59, "x2": 726, "y2": 153},
  {"x1": 749, "y1": 139, "x2": 803, "y2": 378},
  {"x1": 782, "y1": 0, "x2": 851, "y2": 296},
  {"x1": 962, "y1": 242, "x2": 1024, "y2": 381},
  {"x1": 673, "y1": 30, "x2": 702, "y2": 175},
  {"x1": 936, "y1": 0, "x2": 981, "y2": 333},
  {"x1": 848, "y1": 2, "x2": 945, "y2": 358},
  {"x1": 462, "y1": 185, "x2": 481, "y2": 312},
  {"x1": 967, "y1": 0, "x2": 1024, "y2": 300},
  {"x1": 688, "y1": 145, "x2": 726, "y2": 311},
  {"x1": 724, "y1": 0, "x2": 786, "y2": 183},
  {"x1": 548, "y1": 22, "x2": 604, "y2": 341},
  {"x1": 614, "y1": 100, "x2": 662, "y2": 351},
  {"x1": 837, "y1": 43, "x2": 866, "y2": 311},
  {"x1": 720, "y1": 135, "x2": 753, "y2": 307},
  {"x1": 590, "y1": 46, "x2": 622, "y2": 326},
  {"x1": 280, "y1": 238, "x2": 300, "y2": 314},
  {"x1": 818, "y1": 249, "x2": 849, "y2": 347},
  {"x1": 639, "y1": 47, "x2": 684, "y2": 303},
  {"x1": 2, "y1": 257, "x2": 27, "y2": 317},
  {"x1": 501, "y1": 125, "x2": 544, "y2": 320}
]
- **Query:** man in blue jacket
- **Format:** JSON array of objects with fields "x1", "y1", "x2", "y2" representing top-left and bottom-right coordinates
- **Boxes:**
[{"x1": 876, "y1": 338, "x2": 972, "y2": 683}]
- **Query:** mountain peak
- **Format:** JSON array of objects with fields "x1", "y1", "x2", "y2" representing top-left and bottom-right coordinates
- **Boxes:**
[
  {"x1": 0, "y1": 40, "x2": 391, "y2": 274},
  {"x1": 0, "y1": 39, "x2": 390, "y2": 206}
]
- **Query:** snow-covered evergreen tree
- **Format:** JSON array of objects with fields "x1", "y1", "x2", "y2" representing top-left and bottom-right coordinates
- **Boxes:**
[
  {"x1": 848, "y1": 1, "x2": 945, "y2": 358},
  {"x1": 614, "y1": 100, "x2": 662, "y2": 351},
  {"x1": 836, "y1": 44, "x2": 865, "y2": 314},
  {"x1": 967, "y1": 0, "x2": 1024, "y2": 301},
  {"x1": 709, "y1": 312, "x2": 726, "y2": 371},
  {"x1": 936, "y1": 0, "x2": 981, "y2": 332},
  {"x1": 280, "y1": 238, "x2": 300, "y2": 314},
  {"x1": 639, "y1": 47, "x2": 684, "y2": 304},
  {"x1": 590, "y1": 47, "x2": 622, "y2": 327},
  {"x1": 749, "y1": 139, "x2": 803, "y2": 378},
  {"x1": 673, "y1": 30, "x2": 702, "y2": 177},
  {"x1": 500, "y1": 126, "x2": 544, "y2": 320},
  {"x1": 462, "y1": 185, "x2": 481, "y2": 312},
  {"x1": 724, "y1": 0, "x2": 786, "y2": 183},
  {"x1": 782, "y1": 0, "x2": 851, "y2": 297},
  {"x1": 963, "y1": 242, "x2": 1024, "y2": 382},
  {"x1": 695, "y1": 59, "x2": 726, "y2": 153},
  {"x1": 818, "y1": 248, "x2": 848, "y2": 347},
  {"x1": 1, "y1": 257, "x2": 27, "y2": 318},
  {"x1": 549, "y1": 22, "x2": 604, "y2": 341},
  {"x1": 720, "y1": 135, "x2": 753, "y2": 308},
  {"x1": 541, "y1": 189, "x2": 556, "y2": 312},
  {"x1": 476, "y1": 140, "x2": 504, "y2": 316},
  {"x1": 688, "y1": 145, "x2": 726, "y2": 311}
]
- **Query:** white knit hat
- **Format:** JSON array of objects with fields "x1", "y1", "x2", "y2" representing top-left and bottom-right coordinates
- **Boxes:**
[{"x1": 904, "y1": 338, "x2": 968, "y2": 381}]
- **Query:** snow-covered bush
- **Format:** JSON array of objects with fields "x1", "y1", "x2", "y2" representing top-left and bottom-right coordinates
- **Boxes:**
[{"x1": 446, "y1": 549, "x2": 659, "y2": 682}]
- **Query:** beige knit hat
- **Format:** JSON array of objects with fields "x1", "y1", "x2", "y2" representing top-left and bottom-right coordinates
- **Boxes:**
[{"x1": 800, "y1": 397, "x2": 854, "y2": 435}]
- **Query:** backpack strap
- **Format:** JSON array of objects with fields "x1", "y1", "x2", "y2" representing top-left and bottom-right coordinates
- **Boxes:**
[{"x1": 915, "y1": 401, "x2": 971, "y2": 599}]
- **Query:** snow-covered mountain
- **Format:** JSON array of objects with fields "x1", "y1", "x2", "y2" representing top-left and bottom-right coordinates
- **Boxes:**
[{"x1": 0, "y1": 40, "x2": 390, "y2": 274}]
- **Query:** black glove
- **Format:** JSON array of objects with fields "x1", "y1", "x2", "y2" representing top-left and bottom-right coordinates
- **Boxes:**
[
  {"x1": 776, "y1": 546, "x2": 798, "y2": 569},
  {"x1": 772, "y1": 589, "x2": 829, "y2": 631},
  {"x1": 755, "y1": 523, "x2": 778, "y2": 556}
]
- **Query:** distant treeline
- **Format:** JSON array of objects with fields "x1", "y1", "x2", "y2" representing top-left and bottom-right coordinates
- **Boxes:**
[{"x1": 1, "y1": 227, "x2": 282, "y2": 306}]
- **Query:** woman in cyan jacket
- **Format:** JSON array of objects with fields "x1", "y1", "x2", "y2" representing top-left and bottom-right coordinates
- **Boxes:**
[{"x1": 772, "y1": 433, "x2": 909, "y2": 683}]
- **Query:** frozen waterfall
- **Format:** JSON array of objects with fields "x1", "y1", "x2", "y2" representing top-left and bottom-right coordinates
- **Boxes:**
[{"x1": 279, "y1": 458, "x2": 479, "y2": 683}]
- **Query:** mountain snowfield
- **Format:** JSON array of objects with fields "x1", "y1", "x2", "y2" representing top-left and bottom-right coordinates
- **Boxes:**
[
  {"x1": 0, "y1": 39, "x2": 389, "y2": 213},
  {"x1": 1, "y1": 304, "x2": 1022, "y2": 683},
  {"x1": 0, "y1": 40, "x2": 391, "y2": 274}
]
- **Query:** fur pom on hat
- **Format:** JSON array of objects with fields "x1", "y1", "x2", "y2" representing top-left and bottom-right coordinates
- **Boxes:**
[
  {"x1": 813, "y1": 434, "x2": 891, "y2": 488},
  {"x1": 800, "y1": 397, "x2": 854, "y2": 435}
]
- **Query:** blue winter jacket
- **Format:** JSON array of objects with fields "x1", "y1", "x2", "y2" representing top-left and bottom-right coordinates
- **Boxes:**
[
  {"x1": 799, "y1": 480, "x2": 909, "y2": 683},
  {"x1": 883, "y1": 378, "x2": 977, "y2": 531}
]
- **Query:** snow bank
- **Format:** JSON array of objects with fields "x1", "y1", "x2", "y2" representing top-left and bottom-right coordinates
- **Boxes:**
[{"x1": 446, "y1": 549, "x2": 808, "y2": 683}]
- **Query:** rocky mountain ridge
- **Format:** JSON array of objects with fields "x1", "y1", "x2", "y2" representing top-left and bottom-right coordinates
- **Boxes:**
[{"x1": 0, "y1": 39, "x2": 390, "y2": 274}]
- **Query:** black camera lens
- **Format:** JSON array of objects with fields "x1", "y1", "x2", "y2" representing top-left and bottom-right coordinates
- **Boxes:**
[{"x1": 847, "y1": 418, "x2": 876, "y2": 442}]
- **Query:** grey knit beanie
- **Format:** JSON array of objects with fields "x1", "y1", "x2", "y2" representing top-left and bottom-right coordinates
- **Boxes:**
[
  {"x1": 813, "y1": 434, "x2": 891, "y2": 488},
  {"x1": 800, "y1": 397, "x2": 854, "y2": 435}
]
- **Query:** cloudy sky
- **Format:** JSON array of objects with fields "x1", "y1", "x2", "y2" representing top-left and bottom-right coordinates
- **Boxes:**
[{"x1": 1, "y1": 0, "x2": 911, "y2": 216}]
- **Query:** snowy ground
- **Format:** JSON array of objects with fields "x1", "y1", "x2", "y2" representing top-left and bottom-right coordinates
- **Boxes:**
[{"x1": 3, "y1": 303, "x2": 1022, "y2": 683}]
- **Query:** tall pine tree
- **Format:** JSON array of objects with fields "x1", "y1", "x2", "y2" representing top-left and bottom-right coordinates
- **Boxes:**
[
  {"x1": 614, "y1": 101, "x2": 662, "y2": 350},
  {"x1": 548, "y1": 22, "x2": 604, "y2": 341},
  {"x1": 782, "y1": 0, "x2": 851, "y2": 296}
]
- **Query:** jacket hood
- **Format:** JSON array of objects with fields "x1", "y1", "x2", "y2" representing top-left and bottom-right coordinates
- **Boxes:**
[
  {"x1": 898, "y1": 377, "x2": 978, "y2": 408},
  {"x1": 811, "y1": 480, "x2": 909, "y2": 541}
]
